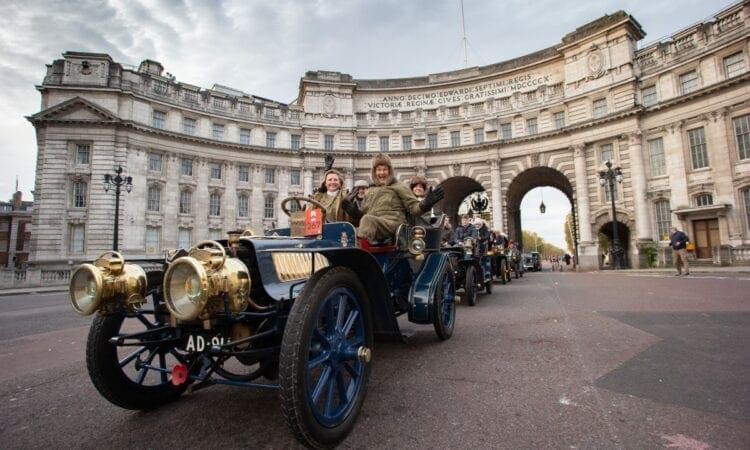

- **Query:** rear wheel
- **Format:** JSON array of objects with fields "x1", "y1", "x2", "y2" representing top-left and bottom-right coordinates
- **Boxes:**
[
  {"x1": 86, "y1": 305, "x2": 187, "y2": 410},
  {"x1": 433, "y1": 264, "x2": 456, "y2": 340},
  {"x1": 279, "y1": 267, "x2": 373, "y2": 449},
  {"x1": 464, "y1": 265, "x2": 477, "y2": 306}
]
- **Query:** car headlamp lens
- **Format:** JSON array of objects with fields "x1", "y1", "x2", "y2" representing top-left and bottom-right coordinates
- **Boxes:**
[
  {"x1": 70, "y1": 264, "x2": 103, "y2": 315},
  {"x1": 164, "y1": 258, "x2": 208, "y2": 321}
]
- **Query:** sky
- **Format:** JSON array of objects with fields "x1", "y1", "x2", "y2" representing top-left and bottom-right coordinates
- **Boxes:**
[{"x1": 0, "y1": 0, "x2": 737, "y2": 246}]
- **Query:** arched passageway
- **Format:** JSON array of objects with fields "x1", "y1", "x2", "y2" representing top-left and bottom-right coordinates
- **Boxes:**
[
  {"x1": 436, "y1": 176, "x2": 485, "y2": 223},
  {"x1": 505, "y1": 167, "x2": 577, "y2": 254},
  {"x1": 597, "y1": 220, "x2": 632, "y2": 269}
]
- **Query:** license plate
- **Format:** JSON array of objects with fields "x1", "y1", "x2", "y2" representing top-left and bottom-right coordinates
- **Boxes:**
[{"x1": 183, "y1": 334, "x2": 230, "y2": 352}]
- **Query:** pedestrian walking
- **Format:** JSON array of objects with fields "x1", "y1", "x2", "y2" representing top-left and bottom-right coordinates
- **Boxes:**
[{"x1": 669, "y1": 226, "x2": 690, "y2": 276}]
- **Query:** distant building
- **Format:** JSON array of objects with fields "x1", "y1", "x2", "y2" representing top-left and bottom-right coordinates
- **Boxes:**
[
  {"x1": 27, "y1": 1, "x2": 750, "y2": 268},
  {"x1": 0, "y1": 191, "x2": 33, "y2": 268}
]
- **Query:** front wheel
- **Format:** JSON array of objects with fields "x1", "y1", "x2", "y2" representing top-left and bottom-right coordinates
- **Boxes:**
[
  {"x1": 464, "y1": 265, "x2": 477, "y2": 306},
  {"x1": 86, "y1": 307, "x2": 187, "y2": 410},
  {"x1": 279, "y1": 267, "x2": 373, "y2": 449},
  {"x1": 433, "y1": 264, "x2": 456, "y2": 340}
]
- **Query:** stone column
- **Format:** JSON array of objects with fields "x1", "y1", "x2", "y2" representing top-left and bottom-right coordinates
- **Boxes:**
[
  {"x1": 627, "y1": 131, "x2": 651, "y2": 241},
  {"x1": 573, "y1": 144, "x2": 597, "y2": 269},
  {"x1": 490, "y1": 159, "x2": 504, "y2": 232},
  {"x1": 303, "y1": 168, "x2": 314, "y2": 197},
  {"x1": 277, "y1": 168, "x2": 290, "y2": 228}
]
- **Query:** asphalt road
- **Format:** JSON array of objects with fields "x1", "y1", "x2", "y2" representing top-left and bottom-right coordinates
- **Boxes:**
[{"x1": 1, "y1": 270, "x2": 748, "y2": 449}]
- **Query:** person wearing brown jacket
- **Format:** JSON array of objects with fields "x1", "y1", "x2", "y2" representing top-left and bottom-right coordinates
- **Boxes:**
[
  {"x1": 342, "y1": 153, "x2": 443, "y2": 244},
  {"x1": 310, "y1": 168, "x2": 349, "y2": 222}
]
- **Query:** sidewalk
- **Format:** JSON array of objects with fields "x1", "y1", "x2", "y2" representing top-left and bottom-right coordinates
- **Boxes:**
[{"x1": 589, "y1": 266, "x2": 750, "y2": 275}]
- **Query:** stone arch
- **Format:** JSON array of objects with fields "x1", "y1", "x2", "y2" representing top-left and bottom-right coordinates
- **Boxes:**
[
  {"x1": 593, "y1": 209, "x2": 633, "y2": 268},
  {"x1": 505, "y1": 167, "x2": 576, "y2": 251},
  {"x1": 436, "y1": 176, "x2": 485, "y2": 224}
]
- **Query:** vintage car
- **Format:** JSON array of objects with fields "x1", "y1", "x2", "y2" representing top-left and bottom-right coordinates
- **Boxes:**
[
  {"x1": 448, "y1": 236, "x2": 493, "y2": 306},
  {"x1": 68, "y1": 197, "x2": 456, "y2": 448},
  {"x1": 488, "y1": 244, "x2": 511, "y2": 284}
]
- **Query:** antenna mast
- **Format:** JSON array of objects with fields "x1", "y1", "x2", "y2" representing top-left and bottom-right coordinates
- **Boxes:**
[{"x1": 460, "y1": 0, "x2": 468, "y2": 67}]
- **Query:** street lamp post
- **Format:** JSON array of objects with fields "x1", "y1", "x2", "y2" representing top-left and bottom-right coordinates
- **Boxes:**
[
  {"x1": 103, "y1": 165, "x2": 133, "y2": 251},
  {"x1": 598, "y1": 161, "x2": 624, "y2": 269}
]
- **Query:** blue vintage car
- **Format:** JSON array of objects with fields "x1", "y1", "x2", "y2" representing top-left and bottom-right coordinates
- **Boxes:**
[
  {"x1": 447, "y1": 236, "x2": 493, "y2": 306},
  {"x1": 68, "y1": 196, "x2": 456, "y2": 448}
]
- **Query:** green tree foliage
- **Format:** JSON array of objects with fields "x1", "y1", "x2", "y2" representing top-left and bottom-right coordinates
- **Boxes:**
[
  {"x1": 521, "y1": 230, "x2": 565, "y2": 258},
  {"x1": 564, "y1": 213, "x2": 574, "y2": 253}
]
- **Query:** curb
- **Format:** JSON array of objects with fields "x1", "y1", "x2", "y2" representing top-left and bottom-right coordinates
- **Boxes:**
[{"x1": 0, "y1": 286, "x2": 67, "y2": 297}]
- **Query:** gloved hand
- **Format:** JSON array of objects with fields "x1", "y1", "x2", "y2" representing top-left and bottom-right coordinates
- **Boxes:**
[
  {"x1": 419, "y1": 186, "x2": 444, "y2": 212},
  {"x1": 341, "y1": 197, "x2": 362, "y2": 220}
]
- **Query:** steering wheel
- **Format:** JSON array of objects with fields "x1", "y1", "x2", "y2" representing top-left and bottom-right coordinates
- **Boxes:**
[{"x1": 280, "y1": 196, "x2": 331, "y2": 223}]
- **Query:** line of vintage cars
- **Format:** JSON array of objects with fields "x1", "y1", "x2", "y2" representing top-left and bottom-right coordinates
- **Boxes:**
[{"x1": 68, "y1": 197, "x2": 529, "y2": 448}]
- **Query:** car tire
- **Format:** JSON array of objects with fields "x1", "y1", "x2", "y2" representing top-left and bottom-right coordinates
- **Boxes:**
[
  {"x1": 86, "y1": 309, "x2": 187, "y2": 410},
  {"x1": 279, "y1": 266, "x2": 373, "y2": 449},
  {"x1": 465, "y1": 265, "x2": 477, "y2": 306},
  {"x1": 433, "y1": 263, "x2": 456, "y2": 340}
]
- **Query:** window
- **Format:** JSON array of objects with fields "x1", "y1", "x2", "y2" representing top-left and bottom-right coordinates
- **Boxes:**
[
  {"x1": 500, "y1": 123, "x2": 512, "y2": 139},
  {"x1": 209, "y1": 229, "x2": 223, "y2": 240},
  {"x1": 266, "y1": 132, "x2": 276, "y2": 148},
  {"x1": 471, "y1": 103, "x2": 483, "y2": 114},
  {"x1": 426, "y1": 110, "x2": 437, "y2": 120},
  {"x1": 179, "y1": 190, "x2": 192, "y2": 214},
  {"x1": 600, "y1": 144, "x2": 614, "y2": 164},
  {"x1": 264, "y1": 108, "x2": 278, "y2": 119},
  {"x1": 181, "y1": 158, "x2": 193, "y2": 176},
  {"x1": 237, "y1": 194, "x2": 249, "y2": 217},
  {"x1": 695, "y1": 193, "x2": 713, "y2": 207},
  {"x1": 240, "y1": 128, "x2": 252, "y2": 145},
  {"x1": 401, "y1": 111, "x2": 412, "y2": 121},
  {"x1": 291, "y1": 134, "x2": 301, "y2": 151},
  {"x1": 153, "y1": 79, "x2": 167, "y2": 95},
  {"x1": 145, "y1": 227, "x2": 160, "y2": 253},
  {"x1": 593, "y1": 99, "x2": 607, "y2": 118},
  {"x1": 209, "y1": 193, "x2": 221, "y2": 216},
  {"x1": 654, "y1": 200, "x2": 671, "y2": 240},
  {"x1": 604, "y1": 180, "x2": 618, "y2": 202},
  {"x1": 641, "y1": 85, "x2": 657, "y2": 107},
  {"x1": 264, "y1": 195, "x2": 275, "y2": 219},
  {"x1": 212, "y1": 97, "x2": 225, "y2": 109},
  {"x1": 428, "y1": 133, "x2": 438, "y2": 149},
  {"x1": 147, "y1": 186, "x2": 161, "y2": 212},
  {"x1": 688, "y1": 127, "x2": 709, "y2": 169},
  {"x1": 70, "y1": 224, "x2": 85, "y2": 253},
  {"x1": 178, "y1": 228, "x2": 192, "y2": 249},
  {"x1": 744, "y1": 189, "x2": 750, "y2": 231},
  {"x1": 265, "y1": 167, "x2": 275, "y2": 184},
  {"x1": 182, "y1": 117, "x2": 196, "y2": 135},
  {"x1": 183, "y1": 91, "x2": 198, "y2": 104},
  {"x1": 148, "y1": 153, "x2": 162, "y2": 173},
  {"x1": 72, "y1": 181, "x2": 87, "y2": 208},
  {"x1": 680, "y1": 71, "x2": 699, "y2": 95},
  {"x1": 402, "y1": 135, "x2": 412, "y2": 151},
  {"x1": 210, "y1": 163, "x2": 222, "y2": 180},
  {"x1": 239, "y1": 103, "x2": 252, "y2": 114},
  {"x1": 212, "y1": 123, "x2": 224, "y2": 140},
  {"x1": 75, "y1": 143, "x2": 90, "y2": 165},
  {"x1": 152, "y1": 110, "x2": 166, "y2": 129},
  {"x1": 238, "y1": 165, "x2": 249, "y2": 183},
  {"x1": 378, "y1": 112, "x2": 389, "y2": 122},
  {"x1": 356, "y1": 112, "x2": 367, "y2": 122},
  {"x1": 724, "y1": 52, "x2": 745, "y2": 78},
  {"x1": 290, "y1": 169, "x2": 301, "y2": 186},
  {"x1": 448, "y1": 107, "x2": 459, "y2": 117},
  {"x1": 526, "y1": 118, "x2": 538, "y2": 135},
  {"x1": 648, "y1": 138, "x2": 666, "y2": 176},
  {"x1": 289, "y1": 110, "x2": 300, "y2": 120},
  {"x1": 734, "y1": 114, "x2": 750, "y2": 160},
  {"x1": 497, "y1": 98, "x2": 511, "y2": 111},
  {"x1": 357, "y1": 136, "x2": 367, "y2": 152},
  {"x1": 473, "y1": 128, "x2": 484, "y2": 144},
  {"x1": 451, "y1": 131, "x2": 461, "y2": 147},
  {"x1": 554, "y1": 112, "x2": 565, "y2": 130},
  {"x1": 379, "y1": 136, "x2": 389, "y2": 152},
  {"x1": 324, "y1": 134, "x2": 334, "y2": 151}
]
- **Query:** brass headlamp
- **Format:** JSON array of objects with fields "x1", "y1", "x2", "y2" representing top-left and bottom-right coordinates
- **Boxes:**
[
  {"x1": 462, "y1": 237, "x2": 475, "y2": 255},
  {"x1": 163, "y1": 240, "x2": 250, "y2": 321},
  {"x1": 408, "y1": 226, "x2": 426, "y2": 259},
  {"x1": 69, "y1": 251, "x2": 147, "y2": 315}
]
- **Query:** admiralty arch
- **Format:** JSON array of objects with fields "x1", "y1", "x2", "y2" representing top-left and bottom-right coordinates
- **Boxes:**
[{"x1": 27, "y1": 1, "x2": 750, "y2": 271}]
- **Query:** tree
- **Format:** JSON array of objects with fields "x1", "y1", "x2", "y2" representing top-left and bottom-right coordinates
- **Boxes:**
[
  {"x1": 521, "y1": 230, "x2": 565, "y2": 258},
  {"x1": 564, "y1": 213, "x2": 575, "y2": 254}
]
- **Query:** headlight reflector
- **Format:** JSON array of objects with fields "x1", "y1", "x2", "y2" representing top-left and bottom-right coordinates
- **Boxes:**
[
  {"x1": 70, "y1": 263, "x2": 103, "y2": 315},
  {"x1": 164, "y1": 257, "x2": 209, "y2": 321}
]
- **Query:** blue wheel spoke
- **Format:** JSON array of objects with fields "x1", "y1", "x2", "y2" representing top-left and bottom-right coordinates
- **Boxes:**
[
  {"x1": 158, "y1": 351, "x2": 168, "y2": 384},
  {"x1": 335, "y1": 294, "x2": 347, "y2": 331},
  {"x1": 135, "y1": 348, "x2": 158, "y2": 385},
  {"x1": 336, "y1": 370, "x2": 349, "y2": 403},
  {"x1": 342, "y1": 309, "x2": 359, "y2": 336},
  {"x1": 343, "y1": 360, "x2": 360, "y2": 378},
  {"x1": 324, "y1": 370, "x2": 336, "y2": 416},
  {"x1": 311, "y1": 365, "x2": 333, "y2": 403},
  {"x1": 308, "y1": 352, "x2": 330, "y2": 370},
  {"x1": 312, "y1": 327, "x2": 327, "y2": 345}
]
